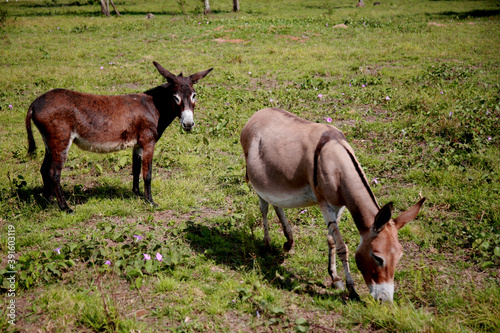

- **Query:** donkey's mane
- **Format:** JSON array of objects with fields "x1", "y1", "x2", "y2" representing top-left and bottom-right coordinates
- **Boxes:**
[
  {"x1": 313, "y1": 130, "x2": 379, "y2": 210},
  {"x1": 144, "y1": 82, "x2": 171, "y2": 95},
  {"x1": 340, "y1": 141, "x2": 380, "y2": 209}
]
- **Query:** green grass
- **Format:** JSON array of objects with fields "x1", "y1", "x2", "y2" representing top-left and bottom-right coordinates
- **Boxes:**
[{"x1": 1, "y1": 0, "x2": 499, "y2": 331}]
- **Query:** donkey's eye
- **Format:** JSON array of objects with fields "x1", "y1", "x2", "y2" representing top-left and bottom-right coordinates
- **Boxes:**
[
  {"x1": 173, "y1": 94, "x2": 181, "y2": 105},
  {"x1": 372, "y1": 253, "x2": 386, "y2": 268},
  {"x1": 191, "y1": 93, "x2": 197, "y2": 103}
]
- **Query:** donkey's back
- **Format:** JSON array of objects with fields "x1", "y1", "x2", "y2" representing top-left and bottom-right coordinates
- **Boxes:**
[{"x1": 28, "y1": 88, "x2": 158, "y2": 154}]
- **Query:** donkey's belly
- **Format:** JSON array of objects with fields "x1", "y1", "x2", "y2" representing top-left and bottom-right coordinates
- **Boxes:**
[
  {"x1": 73, "y1": 134, "x2": 137, "y2": 153},
  {"x1": 253, "y1": 185, "x2": 318, "y2": 209}
]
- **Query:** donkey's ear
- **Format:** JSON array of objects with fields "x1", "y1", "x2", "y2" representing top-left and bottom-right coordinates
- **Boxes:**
[
  {"x1": 394, "y1": 197, "x2": 426, "y2": 231},
  {"x1": 372, "y1": 202, "x2": 393, "y2": 234},
  {"x1": 190, "y1": 68, "x2": 213, "y2": 84},
  {"x1": 153, "y1": 61, "x2": 176, "y2": 82}
]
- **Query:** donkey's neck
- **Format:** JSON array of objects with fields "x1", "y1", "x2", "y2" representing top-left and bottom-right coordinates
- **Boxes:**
[
  {"x1": 144, "y1": 83, "x2": 178, "y2": 137},
  {"x1": 347, "y1": 198, "x2": 380, "y2": 234},
  {"x1": 339, "y1": 143, "x2": 381, "y2": 233}
]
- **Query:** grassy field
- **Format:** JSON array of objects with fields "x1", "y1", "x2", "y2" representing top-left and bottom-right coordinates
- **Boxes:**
[{"x1": 1, "y1": 0, "x2": 499, "y2": 331}]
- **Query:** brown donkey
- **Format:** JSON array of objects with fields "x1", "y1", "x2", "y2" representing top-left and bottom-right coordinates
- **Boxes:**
[
  {"x1": 241, "y1": 108, "x2": 425, "y2": 302},
  {"x1": 26, "y1": 61, "x2": 212, "y2": 212}
]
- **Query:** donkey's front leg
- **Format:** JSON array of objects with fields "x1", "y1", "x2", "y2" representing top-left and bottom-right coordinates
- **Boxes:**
[
  {"x1": 328, "y1": 222, "x2": 360, "y2": 300},
  {"x1": 140, "y1": 142, "x2": 157, "y2": 206},
  {"x1": 321, "y1": 204, "x2": 360, "y2": 300},
  {"x1": 132, "y1": 146, "x2": 142, "y2": 196}
]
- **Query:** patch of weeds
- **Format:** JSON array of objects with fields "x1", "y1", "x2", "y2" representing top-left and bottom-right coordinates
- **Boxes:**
[
  {"x1": 0, "y1": 248, "x2": 77, "y2": 290},
  {"x1": 343, "y1": 16, "x2": 389, "y2": 28},
  {"x1": 342, "y1": 299, "x2": 443, "y2": 331},
  {"x1": 298, "y1": 76, "x2": 334, "y2": 91},
  {"x1": 418, "y1": 63, "x2": 476, "y2": 83},
  {"x1": 155, "y1": 274, "x2": 178, "y2": 293},
  {"x1": 0, "y1": 223, "x2": 191, "y2": 293},
  {"x1": 234, "y1": 283, "x2": 286, "y2": 322},
  {"x1": 347, "y1": 75, "x2": 382, "y2": 87},
  {"x1": 34, "y1": 286, "x2": 138, "y2": 332},
  {"x1": 78, "y1": 294, "x2": 121, "y2": 332},
  {"x1": 472, "y1": 232, "x2": 500, "y2": 268},
  {"x1": 396, "y1": 259, "x2": 440, "y2": 306},
  {"x1": 70, "y1": 24, "x2": 98, "y2": 33},
  {"x1": 294, "y1": 318, "x2": 310, "y2": 333},
  {"x1": 8, "y1": 173, "x2": 27, "y2": 190}
]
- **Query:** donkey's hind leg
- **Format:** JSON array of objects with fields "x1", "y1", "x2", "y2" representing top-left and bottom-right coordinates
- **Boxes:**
[
  {"x1": 51, "y1": 155, "x2": 71, "y2": 212},
  {"x1": 40, "y1": 149, "x2": 54, "y2": 201},
  {"x1": 132, "y1": 146, "x2": 142, "y2": 196},
  {"x1": 259, "y1": 196, "x2": 271, "y2": 251},
  {"x1": 273, "y1": 206, "x2": 294, "y2": 253},
  {"x1": 43, "y1": 139, "x2": 72, "y2": 212}
]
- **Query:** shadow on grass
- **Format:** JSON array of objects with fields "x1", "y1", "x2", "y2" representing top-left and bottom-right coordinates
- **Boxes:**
[
  {"x1": 431, "y1": 9, "x2": 500, "y2": 19},
  {"x1": 183, "y1": 220, "x2": 351, "y2": 302},
  {"x1": 12, "y1": 184, "x2": 138, "y2": 211}
]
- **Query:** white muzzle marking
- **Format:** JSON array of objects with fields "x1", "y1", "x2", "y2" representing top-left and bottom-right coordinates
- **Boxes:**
[
  {"x1": 181, "y1": 110, "x2": 194, "y2": 130},
  {"x1": 369, "y1": 283, "x2": 394, "y2": 302}
]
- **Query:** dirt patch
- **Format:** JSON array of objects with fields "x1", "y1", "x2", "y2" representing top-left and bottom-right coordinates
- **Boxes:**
[
  {"x1": 212, "y1": 38, "x2": 248, "y2": 44},
  {"x1": 428, "y1": 22, "x2": 447, "y2": 27},
  {"x1": 333, "y1": 23, "x2": 349, "y2": 29},
  {"x1": 277, "y1": 35, "x2": 308, "y2": 43}
]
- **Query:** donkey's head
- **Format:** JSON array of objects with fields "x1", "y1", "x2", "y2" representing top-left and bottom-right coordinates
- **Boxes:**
[
  {"x1": 355, "y1": 198, "x2": 426, "y2": 302},
  {"x1": 153, "y1": 61, "x2": 213, "y2": 131}
]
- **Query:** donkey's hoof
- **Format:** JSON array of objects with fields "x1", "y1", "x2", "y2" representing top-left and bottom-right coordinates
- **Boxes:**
[
  {"x1": 283, "y1": 241, "x2": 295, "y2": 254},
  {"x1": 264, "y1": 243, "x2": 272, "y2": 253},
  {"x1": 332, "y1": 280, "x2": 345, "y2": 290},
  {"x1": 146, "y1": 199, "x2": 158, "y2": 207},
  {"x1": 42, "y1": 193, "x2": 55, "y2": 203},
  {"x1": 348, "y1": 290, "x2": 361, "y2": 302},
  {"x1": 62, "y1": 207, "x2": 74, "y2": 214}
]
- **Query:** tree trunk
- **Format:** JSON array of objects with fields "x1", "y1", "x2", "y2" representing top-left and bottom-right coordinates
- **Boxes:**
[
  {"x1": 233, "y1": 0, "x2": 240, "y2": 12},
  {"x1": 100, "y1": 0, "x2": 110, "y2": 16},
  {"x1": 109, "y1": 0, "x2": 121, "y2": 16},
  {"x1": 100, "y1": 0, "x2": 120, "y2": 17},
  {"x1": 204, "y1": 0, "x2": 211, "y2": 14}
]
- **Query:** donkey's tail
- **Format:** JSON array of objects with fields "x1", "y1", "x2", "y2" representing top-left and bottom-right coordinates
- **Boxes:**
[{"x1": 26, "y1": 104, "x2": 37, "y2": 156}]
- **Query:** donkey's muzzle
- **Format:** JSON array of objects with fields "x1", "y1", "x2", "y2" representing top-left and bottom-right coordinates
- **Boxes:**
[
  {"x1": 369, "y1": 283, "x2": 394, "y2": 303},
  {"x1": 181, "y1": 110, "x2": 194, "y2": 131}
]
